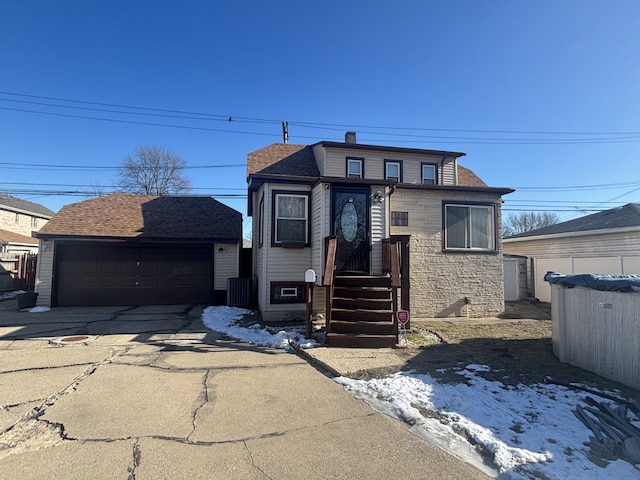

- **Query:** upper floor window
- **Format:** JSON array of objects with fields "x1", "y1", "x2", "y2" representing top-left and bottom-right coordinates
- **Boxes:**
[
  {"x1": 421, "y1": 163, "x2": 438, "y2": 185},
  {"x1": 31, "y1": 217, "x2": 38, "y2": 228},
  {"x1": 444, "y1": 203, "x2": 496, "y2": 251},
  {"x1": 384, "y1": 160, "x2": 402, "y2": 182},
  {"x1": 346, "y1": 157, "x2": 364, "y2": 179},
  {"x1": 273, "y1": 191, "x2": 309, "y2": 246}
]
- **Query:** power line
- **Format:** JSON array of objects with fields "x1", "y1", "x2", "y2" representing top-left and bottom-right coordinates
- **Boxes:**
[
  {"x1": 0, "y1": 187, "x2": 247, "y2": 198},
  {"x1": 0, "y1": 161, "x2": 245, "y2": 171},
  {"x1": 0, "y1": 180, "x2": 246, "y2": 190},
  {"x1": 0, "y1": 106, "x2": 283, "y2": 138},
  {"x1": 3, "y1": 90, "x2": 640, "y2": 136},
  {"x1": 3, "y1": 90, "x2": 640, "y2": 144}
]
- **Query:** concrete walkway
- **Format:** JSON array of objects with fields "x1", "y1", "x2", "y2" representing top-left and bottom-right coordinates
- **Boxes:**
[{"x1": 0, "y1": 300, "x2": 489, "y2": 480}]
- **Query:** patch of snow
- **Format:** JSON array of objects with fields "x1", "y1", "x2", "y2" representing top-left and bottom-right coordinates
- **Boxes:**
[
  {"x1": 28, "y1": 306, "x2": 51, "y2": 313},
  {"x1": 201, "y1": 305, "x2": 640, "y2": 479},
  {"x1": 202, "y1": 305, "x2": 320, "y2": 351}
]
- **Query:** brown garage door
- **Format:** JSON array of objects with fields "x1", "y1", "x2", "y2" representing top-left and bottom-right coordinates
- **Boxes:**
[{"x1": 55, "y1": 243, "x2": 213, "y2": 306}]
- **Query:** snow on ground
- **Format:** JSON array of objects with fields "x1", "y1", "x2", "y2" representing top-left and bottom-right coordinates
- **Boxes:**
[
  {"x1": 202, "y1": 306, "x2": 320, "y2": 350},
  {"x1": 28, "y1": 306, "x2": 51, "y2": 313},
  {"x1": 202, "y1": 306, "x2": 640, "y2": 479}
]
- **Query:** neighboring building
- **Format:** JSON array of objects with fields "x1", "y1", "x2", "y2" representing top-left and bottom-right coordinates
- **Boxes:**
[
  {"x1": 0, "y1": 194, "x2": 54, "y2": 254},
  {"x1": 503, "y1": 203, "x2": 640, "y2": 302},
  {"x1": 35, "y1": 194, "x2": 242, "y2": 307},
  {"x1": 247, "y1": 132, "x2": 514, "y2": 325}
]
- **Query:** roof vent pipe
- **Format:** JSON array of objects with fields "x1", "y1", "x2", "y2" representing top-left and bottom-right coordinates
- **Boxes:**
[{"x1": 345, "y1": 131, "x2": 357, "y2": 144}]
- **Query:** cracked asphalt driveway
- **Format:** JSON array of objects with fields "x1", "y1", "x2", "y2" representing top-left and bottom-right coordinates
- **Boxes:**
[{"x1": 0, "y1": 301, "x2": 488, "y2": 480}]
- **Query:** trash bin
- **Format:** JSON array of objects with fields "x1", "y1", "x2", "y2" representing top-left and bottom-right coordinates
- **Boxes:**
[{"x1": 17, "y1": 292, "x2": 38, "y2": 310}]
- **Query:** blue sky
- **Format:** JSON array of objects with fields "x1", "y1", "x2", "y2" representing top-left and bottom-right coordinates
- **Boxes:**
[{"x1": 2, "y1": 1, "x2": 639, "y2": 235}]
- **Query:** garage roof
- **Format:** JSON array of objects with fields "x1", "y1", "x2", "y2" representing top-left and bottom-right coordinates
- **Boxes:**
[
  {"x1": 505, "y1": 203, "x2": 640, "y2": 239},
  {"x1": 0, "y1": 228, "x2": 38, "y2": 245},
  {"x1": 37, "y1": 194, "x2": 242, "y2": 241}
]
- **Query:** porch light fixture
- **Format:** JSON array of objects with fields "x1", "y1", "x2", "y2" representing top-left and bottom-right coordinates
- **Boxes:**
[
  {"x1": 371, "y1": 191, "x2": 383, "y2": 204},
  {"x1": 217, "y1": 247, "x2": 226, "y2": 253}
]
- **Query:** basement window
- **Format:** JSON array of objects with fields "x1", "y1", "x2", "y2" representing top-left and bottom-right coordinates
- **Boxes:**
[{"x1": 270, "y1": 282, "x2": 306, "y2": 304}]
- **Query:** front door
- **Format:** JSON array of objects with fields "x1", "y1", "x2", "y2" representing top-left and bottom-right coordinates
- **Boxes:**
[{"x1": 331, "y1": 187, "x2": 370, "y2": 274}]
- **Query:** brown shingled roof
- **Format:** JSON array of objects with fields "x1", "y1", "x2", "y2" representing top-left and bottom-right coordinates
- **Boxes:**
[
  {"x1": 37, "y1": 194, "x2": 242, "y2": 241},
  {"x1": 247, "y1": 144, "x2": 319, "y2": 177},
  {"x1": 0, "y1": 228, "x2": 38, "y2": 245},
  {"x1": 457, "y1": 165, "x2": 488, "y2": 187}
]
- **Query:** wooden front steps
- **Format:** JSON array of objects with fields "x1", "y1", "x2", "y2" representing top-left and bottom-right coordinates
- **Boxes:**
[{"x1": 325, "y1": 275, "x2": 397, "y2": 348}]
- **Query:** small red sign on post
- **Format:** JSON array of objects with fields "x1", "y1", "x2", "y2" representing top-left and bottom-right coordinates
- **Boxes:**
[{"x1": 397, "y1": 310, "x2": 409, "y2": 325}]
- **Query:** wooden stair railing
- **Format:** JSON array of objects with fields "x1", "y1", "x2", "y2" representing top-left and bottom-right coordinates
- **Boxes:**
[
  {"x1": 323, "y1": 236, "x2": 337, "y2": 335},
  {"x1": 323, "y1": 237, "x2": 404, "y2": 348}
]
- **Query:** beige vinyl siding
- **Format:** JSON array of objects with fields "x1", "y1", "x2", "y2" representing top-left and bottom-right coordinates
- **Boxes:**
[
  {"x1": 214, "y1": 243, "x2": 239, "y2": 290},
  {"x1": 310, "y1": 183, "x2": 329, "y2": 283},
  {"x1": 390, "y1": 187, "x2": 505, "y2": 317},
  {"x1": 321, "y1": 147, "x2": 454, "y2": 186},
  {"x1": 34, "y1": 239, "x2": 55, "y2": 306},
  {"x1": 442, "y1": 158, "x2": 456, "y2": 185},
  {"x1": 370, "y1": 185, "x2": 387, "y2": 275},
  {"x1": 504, "y1": 228, "x2": 640, "y2": 258},
  {"x1": 504, "y1": 227, "x2": 640, "y2": 302},
  {"x1": 256, "y1": 183, "x2": 313, "y2": 320}
]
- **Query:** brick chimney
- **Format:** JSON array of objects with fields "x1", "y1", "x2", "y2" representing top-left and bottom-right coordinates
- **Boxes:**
[{"x1": 345, "y1": 131, "x2": 357, "y2": 144}]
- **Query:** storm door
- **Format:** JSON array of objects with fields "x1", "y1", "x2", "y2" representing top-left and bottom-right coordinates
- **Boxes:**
[{"x1": 331, "y1": 187, "x2": 370, "y2": 274}]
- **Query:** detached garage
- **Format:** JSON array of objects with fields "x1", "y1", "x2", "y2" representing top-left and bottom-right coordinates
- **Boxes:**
[
  {"x1": 503, "y1": 203, "x2": 640, "y2": 303},
  {"x1": 35, "y1": 194, "x2": 243, "y2": 307}
]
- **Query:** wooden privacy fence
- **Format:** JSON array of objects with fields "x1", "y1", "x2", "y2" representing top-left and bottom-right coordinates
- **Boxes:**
[{"x1": 0, "y1": 253, "x2": 37, "y2": 291}]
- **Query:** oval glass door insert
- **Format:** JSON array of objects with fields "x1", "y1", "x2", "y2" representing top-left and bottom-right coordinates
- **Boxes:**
[{"x1": 341, "y1": 202, "x2": 358, "y2": 242}]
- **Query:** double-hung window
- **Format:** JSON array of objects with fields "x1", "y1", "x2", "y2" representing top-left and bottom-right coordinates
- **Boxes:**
[
  {"x1": 384, "y1": 160, "x2": 402, "y2": 182},
  {"x1": 421, "y1": 163, "x2": 437, "y2": 185},
  {"x1": 346, "y1": 157, "x2": 364, "y2": 178},
  {"x1": 444, "y1": 203, "x2": 496, "y2": 251},
  {"x1": 273, "y1": 192, "x2": 309, "y2": 245}
]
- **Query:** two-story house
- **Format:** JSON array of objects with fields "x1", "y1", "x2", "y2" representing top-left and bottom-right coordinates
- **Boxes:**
[
  {"x1": 0, "y1": 194, "x2": 54, "y2": 255},
  {"x1": 247, "y1": 132, "x2": 513, "y2": 346}
]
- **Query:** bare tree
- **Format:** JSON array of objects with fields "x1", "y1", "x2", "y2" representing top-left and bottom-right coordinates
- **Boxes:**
[
  {"x1": 117, "y1": 146, "x2": 191, "y2": 195},
  {"x1": 503, "y1": 211, "x2": 559, "y2": 237},
  {"x1": 84, "y1": 182, "x2": 106, "y2": 198}
]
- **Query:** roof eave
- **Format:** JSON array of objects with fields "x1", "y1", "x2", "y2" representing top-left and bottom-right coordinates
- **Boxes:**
[
  {"x1": 35, "y1": 233, "x2": 241, "y2": 243},
  {"x1": 247, "y1": 173, "x2": 319, "y2": 192},
  {"x1": 313, "y1": 141, "x2": 467, "y2": 158},
  {"x1": 396, "y1": 183, "x2": 514, "y2": 195},
  {"x1": 503, "y1": 224, "x2": 640, "y2": 243}
]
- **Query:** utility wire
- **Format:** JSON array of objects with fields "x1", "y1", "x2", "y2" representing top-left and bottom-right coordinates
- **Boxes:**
[
  {"x1": 0, "y1": 161, "x2": 245, "y2": 170},
  {"x1": 3, "y1": 90, "x2": 640, "y2": 136},
  {"x1": 3, "y1": 91, "x2": 640, "y2": 144}
]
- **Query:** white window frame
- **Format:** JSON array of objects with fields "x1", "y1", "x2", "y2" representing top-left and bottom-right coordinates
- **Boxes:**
[
  {"x1": 422, "y1": 163, "x2": 437, "y2": 185},
  {"x1": 347, "y1": 158, "x2": 363, "y2": 179},
  {"x1": 444, "y1": 203, "x2": 496, "y2": 251},
  {"x1": 274, "y1": 192, "x2": 309, "y2": 245},
  {"x1": 280, "y1": 287, "x2": 298, "y2": 298},
  {"x1": 385, "y1": 160, "x2": 402, "y2": 182}
]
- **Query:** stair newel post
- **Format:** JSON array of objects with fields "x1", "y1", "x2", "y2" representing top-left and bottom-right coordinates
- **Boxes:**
[
  {"x1": 389, "y1": 240, "x2": 401, "y2": 343},
  {"x1": 323, "y1": 236, "x2": 337, "y2": 336}
]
